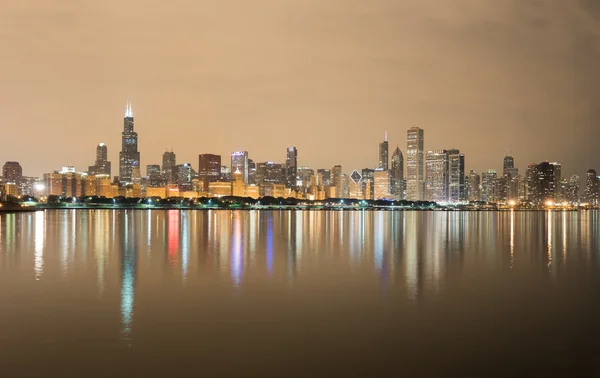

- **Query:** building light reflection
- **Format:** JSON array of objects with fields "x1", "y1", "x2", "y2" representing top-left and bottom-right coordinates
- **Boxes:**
[{"x1": 34, "y1": 211, "x2": 45, "y2": 280}]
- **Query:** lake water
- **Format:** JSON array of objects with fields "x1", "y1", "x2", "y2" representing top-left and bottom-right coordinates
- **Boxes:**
[{"x1": 1, "y1": 210, "x2": 599, "y2": 377}]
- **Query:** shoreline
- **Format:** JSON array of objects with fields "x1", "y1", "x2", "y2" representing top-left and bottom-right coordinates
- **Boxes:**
[{"x1": 0, "y1": 205, "x2": 593, "y2": 213}]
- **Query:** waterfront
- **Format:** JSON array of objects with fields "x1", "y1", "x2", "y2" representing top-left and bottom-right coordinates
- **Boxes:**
[{"x1": 1, "y1": 210, "x2": 599, "y2": 377}]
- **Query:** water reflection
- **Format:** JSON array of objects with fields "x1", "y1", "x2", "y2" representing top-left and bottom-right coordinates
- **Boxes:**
[{"x1": 1, "y1": 209, "x2": 600, "y2": 348}]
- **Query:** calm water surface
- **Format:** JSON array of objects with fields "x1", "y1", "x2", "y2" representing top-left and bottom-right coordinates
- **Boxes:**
[{"x1": 1, "y1": 210, "x2": 600, "y2": 377}]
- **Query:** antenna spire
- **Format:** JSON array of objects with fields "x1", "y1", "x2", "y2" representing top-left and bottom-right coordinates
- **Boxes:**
[{"x1": 384, "y1": 131, "x2": 388, "y2": 142}]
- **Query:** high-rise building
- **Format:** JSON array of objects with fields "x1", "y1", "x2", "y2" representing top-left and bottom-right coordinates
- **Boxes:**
[
  {"x1": 341, "y1": 174, "x2": 349, "y2": 198},
  {"x1": 231, "y1": 151, "x2": 249, "y2": 184},
  {"x1": 349, "y1": 170, "x2": 363, "y2": 199},
  {"x1": 2, "y1": 161, "x2": 23, "y2": 195},
  {"x1": 425, "y1": 150, "x2": 449, "y2": 203},
  {"x1": 176, "y1": 163, "x2": 193, "y2": 192},
  {"x1": 585, "y1": 169, "x2": 599, "y2": 205},
  {"x1": 162, "y1": 151, "x2": 177, "y2": 184},
  {"x1": 297, "y1": 167, "x2": 314, "y2": 190},
  {"x1": 391, "y1": 146, "x2": 404, "y2": 201},
  {"x1": 448, "y1": 149, "x2": 465, "y2": 203},
  {"x1": 248, "y1": 159, "x2": 256, "y2": 185},
  {"x1": 526, "y1": 163, "x2": 538, "y2": 203},
  {"x1": 285, "y1": 147, "x2": 298, "y2": 189},
  {"x1": 118, "y1": 103, "x2": 140, "y2": 185},
  {"x1": 407, "y1": 127, "x2": 425, "y2": 201},
  {"x1": 198, "y1": 154, "x2": 221, "y2": 192},
  {"x1": 562, "y1": 175, "x2": 580, "y2": 204},
  {"x1": 361, "y1": 168, "x2": 375, "y2": 200},
  {"x1": 534, "y1": 162, "x2": 561, "y2": 203},
  {"x1": 378, "y1": 132, "x2": 389, "y2": 170},
  {"x1": 503, "y1": 155, "x2": 518, "y2": 178},
  {"x1": 467, "y1": 170, "x2": 481, "y2": 201},
  {"x1": 374, "y1": 169, "x2": 391, "y2": 200},
  {"x1": 232, "y1": 170, "x2": 245, "y2": 197},
  {"x1": 317, "y1": 169, "x2": 331, "y2": 187},
  {"x1": 220, "y1": 165, "x2": 232, "y2": 182},
  {"x1": 256, "y1": 162, "x2": 284, "y2": 196},
  {"x1": 88, "y1": 143, "x2": 111, "y2": 176},
  {"x1": 332, "y1": 165, "x2": 343, "y2": 198},
  {"x1": 146, "y1": 164, "x2": 162, "y2": 187},
  {"x1": 481, "y1": 170, "x2": 497, "y2": 202}
]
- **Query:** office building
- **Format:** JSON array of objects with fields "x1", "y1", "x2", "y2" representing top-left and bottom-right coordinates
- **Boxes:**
[
  {"x1": 285, "y1": 147, "x2": 298, "y2": 188},
  {"x1": 379, "y1": 132, "x2": 389, "y2": 170},
  {"x1": 146, "y1": 165, "x2": 162, "y2": 187},
  {"x1": 248, "y1": 159, "x2": 256, "y2": 185},
  {"x1": 118, "y1": 103, "x2": 141, "y2": 185},
  {"x1": 467, "y1": 170, "x2": 481, "y2": 201},
  {"x1": 481, "y1": 170, "x2": 497, "y2": 202},
  {"x1": 374, "y1": 169, "x2": 391, "y2": 200},
  {"x1": 88, "y1": 143, "x2": 111, "y2": 177},
  {"x1": 585, "y1": 169, "x2": 599, "y2": 205},
  {"x1": 198, "y1": 154, "x2": 221, "y2": 191},
  {"x1": 526, "y1": 163, "x2": 538, "y2": 203},
  {"x1": 332, "y1": 165, "x2": 343, "y2": 198},
  {"x1": 162, "y1": 150, "x2": 177, "y2": 184},
  {"x1": 391, "y1": 146, "x2": 404, "y2": 201},
  {"x1": 317, "y1": 169, "x2": 331, "y2": 187},
  {"x1": 256, "y1": 162, "x2": 284, "y2": 196},
  {"x1": 448, "y1": 149, "x2": 465, "y2": 202},
  {"x1": 2, "y1": 161, "x2": 22, "y2": 195},
  {"x1": 176, "y1": 163, "x2": 193, "y2": 192},
  {"x1": 232, "y1": 170, "x2": 245, "y2": 197},
  {"x1": 231, "y1": 151, "x2": 249, "y2": 184},
  {"x1": 362, "y1": 168, "x2": 374, "y2": 200},
  {"x1": 534, "y1": 162, "x2": 561, "y2": 204},
  {"x1": 503, "y1": 155, "x2": 518, "y2": 178},
  {"x1": 425, "y1": 150, "x2": 449, "y2": 203},
  {"x1": 407, "y1": 127, "x2": 425, "y2": 201}
]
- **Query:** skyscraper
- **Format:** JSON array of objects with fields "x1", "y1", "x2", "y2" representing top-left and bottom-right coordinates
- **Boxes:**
[
  {"x1": 407, "y1": 127, "x2": 425, "y2": 201},
  {"x1": 503, "y1": 155, "x2": 518, "y2": 178},
  {"x1": 198, "y1": 154, "x2": 221, "y2": 192},
  {"x1": 2, "y1": 161, "x2": 23, "y2": 194},
  {"x1": 374, "y1": 169, "x2": 391, "y2": 200},
  {"x1": 248, "y1": 159, "x2": 257, "y2": 185},
  {"x1": 585, "y1": 169, "x2": 599, "y2": 205},
  {"x1": 378, "y1": 132, "x2": 389, "y2": 170},
  {"x1": 526, "y1": 163, "x2": 538, "y2": 203},
  {"x1": 332, "y1": 165, "x2": 343, "y2": 198},
  {"x1": 448, "y1": 149, "x2": 465, "y2": 203},
  {"x1": 317, "y1": 169, "x2": 331, "y2": 186},
  {"x1": 176, "y1": 163, "x2": 193, "y2": 192},
  {"x1": 146, "y1": 164, "x2": 162, "y2": 187},
  {"x1": 118, "y1": 103, "x2": 140, "y2": 185},
  {"x1": 535, "y1": 162, "x2": 561, "y2": 203},
  {"x1": 467, "y1": 170, "x2": 481, "y2": 201},
  {"x1": 361, "y1": 168, "x2": 375, "y2": 200},
  {"x1": 162, "y1": 150, "x2": 177, "y2": 184},
  {"x1": 89, "y1": 143, "x2": 111, "y2": 176},
  {"x1": 391, "y1": 146, "x2": 404, "y2": 201},
  {"x1": 481, "y1": 170, "x2": 497, "y2": 202},
  {"x1": 425, "y1": 150, "x2": 449, "y2": 203},
  {"x1": 286, "y1": 147, "x2": 298, "y2": 188},
  {"x1": 231, "y1": 151, "x2": 249, "y2": 184}
]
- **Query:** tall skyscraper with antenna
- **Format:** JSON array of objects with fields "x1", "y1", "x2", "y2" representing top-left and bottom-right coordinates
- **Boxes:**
[
  {"x1": 378, "y1": 132, "x2": 389, "y2": 170},
  {"x1": 118, "y1": 103, "x2": 140, "y2": 185}
]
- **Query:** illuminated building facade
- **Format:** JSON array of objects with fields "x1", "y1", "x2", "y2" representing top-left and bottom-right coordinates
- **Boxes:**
[
  {"x1": 391, "y1": 146, "x2": 404, "y2": 201},
  {"x1": 362, "y1": 168, "x2": 374, "y2": 200},
  {"x1": 231, "y1": 151, "x2": 249, "y2": 184},
  {"x1": 374, "y1": 169, "x2": 391, "y2": 200},
  {"x1": 481, "y1": 170, "x2": 497, "y2": 202},
  {"x1": 208, "y1": 181, "x2": 232, "y2": 197},
  {"x1": 162, "y1": 151, "x2": 177, "y2": 184},
  {"x1": 378, "y1": 132, "x2": 388, "y2": 170},
  {"x1": 198, "y1": 154, "x2": 221, "y2": 192},
  {"x1": 146, "y1": 165, "x2": 162, "y2": 187},
  {"x1": 2, "y1": 161, "x2": 22, "y2": 195},
  {"x1": 118, "y1": 103, "x2": 140, "y2": 185},
  {"x1": 317, "y1": 169, "x2": 331, "y2": 186},
  {"x1": 585, "y1": 169, "x2": 599, "y2": 205},
  {"x1": 467, "y1": 170, "x2": 480, "y2": 201},
  {"x1": 286, "y1": 147, "x2": 298, "y2": 189},
  {"x1": 407, "y1": 127, "x2": 425, "y2": 201},
  {"x1": 448, "y1": 149, "x2": 465, "y2": 203},
  {"x1": 425, "y1": 150, "x2": 449, "y2": 203},
  {"x1": 232, "y1": 170, "x2": 245, "y2": 197},
  {"x1": 176, "y1": 163, "x2": 193, "y2": 192},
  {"x1": 88, "y1": 143, "x2": 111, "y2": 177},
  {"x1": 332, "y1": 165, "x2": 343, "y2": 198}
]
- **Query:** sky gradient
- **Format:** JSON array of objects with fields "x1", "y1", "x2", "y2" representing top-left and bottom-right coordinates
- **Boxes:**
[{"x1": 1, "y1": 0, "x2": 599, "y2": 177}]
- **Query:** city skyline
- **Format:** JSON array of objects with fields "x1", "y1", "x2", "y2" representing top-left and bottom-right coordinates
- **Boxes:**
[
  {"x1": 1, "y1": 1, "x2": 599, "y2": 178},
  {"x1": 0, "y1": 103, "x2": 597, "y2": 188}
]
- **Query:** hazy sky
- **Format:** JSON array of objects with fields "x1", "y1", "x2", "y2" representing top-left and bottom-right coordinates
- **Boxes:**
[{"x1": 1, "y1": 0, "x2": 599, "y2": 178}]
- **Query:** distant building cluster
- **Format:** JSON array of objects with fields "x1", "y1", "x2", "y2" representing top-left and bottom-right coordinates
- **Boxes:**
[{"x1": 1, "y1": 104, "x2": 598, "y2": 207}]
